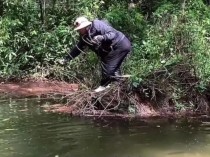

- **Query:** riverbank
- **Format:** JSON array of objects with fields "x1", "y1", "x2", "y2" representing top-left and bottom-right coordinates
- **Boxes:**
[
  {"x1": 0, "y1": 79, "x2": 209, "y2": 120},
  {"x1": 0, "y1": 80, "x2": 78, "y2": 97}
]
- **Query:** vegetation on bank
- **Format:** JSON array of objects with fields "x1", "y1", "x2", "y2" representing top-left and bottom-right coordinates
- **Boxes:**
[{"x1": 1, "y1": 0, "x2": 210, "y2": 114}]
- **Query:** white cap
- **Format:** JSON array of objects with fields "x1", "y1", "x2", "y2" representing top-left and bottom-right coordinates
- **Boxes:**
[{"x1": 74, "y1": 16, "x2": 92, "y2": 31}]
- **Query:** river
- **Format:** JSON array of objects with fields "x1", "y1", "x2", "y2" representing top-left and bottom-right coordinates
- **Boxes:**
[{"x1": 0, "y1": 98, "x2": 210, "y2": 157}]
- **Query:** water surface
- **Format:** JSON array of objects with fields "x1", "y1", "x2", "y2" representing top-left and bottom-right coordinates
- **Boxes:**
[{"x1": 0, "y1": 99, "x2": 210, "y2": 157}]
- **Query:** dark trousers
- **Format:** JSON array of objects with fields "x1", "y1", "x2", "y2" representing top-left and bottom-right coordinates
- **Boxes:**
[{"x1": 100, "y1": 37, "x2": 131, "y2": 86}]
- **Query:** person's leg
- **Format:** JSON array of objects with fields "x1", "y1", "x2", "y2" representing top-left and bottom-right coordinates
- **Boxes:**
[{"x1": 100, "y1": 37, "x2": 131, "y2": 86}]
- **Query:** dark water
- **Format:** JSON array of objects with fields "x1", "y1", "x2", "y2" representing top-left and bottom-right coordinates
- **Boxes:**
[{"x1": 0, "y1": 99, "x2": 210, "y2": 157}]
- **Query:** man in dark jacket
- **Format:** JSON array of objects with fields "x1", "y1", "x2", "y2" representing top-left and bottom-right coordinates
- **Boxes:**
[{"x1": 63, "y1": 16, "x2": 132, "y2": 92}]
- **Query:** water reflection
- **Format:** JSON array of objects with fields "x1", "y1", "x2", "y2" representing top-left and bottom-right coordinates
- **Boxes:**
[{"x1": 0, "y1": 99, "x2": 210, "y2": 157}]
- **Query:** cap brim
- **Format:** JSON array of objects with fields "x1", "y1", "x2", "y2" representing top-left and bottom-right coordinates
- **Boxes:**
[{"x1": 74, "y1": 22, "x2": 92, "y2": 31}]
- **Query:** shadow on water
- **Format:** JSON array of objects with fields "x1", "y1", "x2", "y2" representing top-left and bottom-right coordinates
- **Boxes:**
[{"x1": 0, "y1": 98, "x2": 210, "y2": 157}]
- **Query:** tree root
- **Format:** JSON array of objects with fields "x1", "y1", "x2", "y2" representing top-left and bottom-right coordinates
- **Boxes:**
[{"x1": 46, "y1": 81, "x2": 158, "y2": 117}]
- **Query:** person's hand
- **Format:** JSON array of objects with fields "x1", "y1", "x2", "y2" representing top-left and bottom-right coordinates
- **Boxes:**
[
  {"x1": 92, "y1": 35, "x2": 104, "y2": 45},
  {"x1": 57, "y1": 59, "x2": 67, "y2": 66}
]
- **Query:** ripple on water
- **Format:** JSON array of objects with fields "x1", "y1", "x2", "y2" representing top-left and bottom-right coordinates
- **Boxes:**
[{"x1": 1, "y1": 100, "x2": 210, "y2": 157}]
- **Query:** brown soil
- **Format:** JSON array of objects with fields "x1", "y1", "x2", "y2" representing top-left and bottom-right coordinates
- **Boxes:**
[
  {"x1": 0, "y1": 79, "x2": 208, "y2": 120},
  {"x1": 0, "y1": 80, "x2": 79, "y2": 97}
]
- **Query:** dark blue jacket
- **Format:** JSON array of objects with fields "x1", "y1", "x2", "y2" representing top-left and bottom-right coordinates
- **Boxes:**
[{"x1": 65, "y1": 19, "x2": 125, "y2": 60}]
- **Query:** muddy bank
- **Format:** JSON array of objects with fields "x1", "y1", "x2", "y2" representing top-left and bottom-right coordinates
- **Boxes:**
[
  {"x1": 0, "y1": 80, "x2": 159, "y2": 117},
  {"x1": 0, "y1": 80, "x2": 79, "y2": 98},
  {"x1": 0, "y1": 80, "x2": 209, "y2": 120},
  {"x1": 39, "y1": 84, "x2": 210, "y2": 120}
]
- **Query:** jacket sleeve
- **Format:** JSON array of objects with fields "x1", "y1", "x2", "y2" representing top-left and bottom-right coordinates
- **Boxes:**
[
  {"x1": 65, "y1": 39, "x2": 86, "y2": 61},
  {"x1": 102, "y1": 29, "x2": 115, "y2": 41},
  {"x1": 92, "y1": 20, "x2": 116, "y2": 42}
]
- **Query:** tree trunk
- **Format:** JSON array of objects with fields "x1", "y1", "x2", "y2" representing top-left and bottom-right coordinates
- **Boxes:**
[
  {"x1": 52, "y1": 0, "x2": 57, "y2": 10},
  {"x1": 38, "y1": 0, "x2": 44, "y2": 24},
  {"x1": 0, "y1": 0, "x2": 3, "y2": 16}
]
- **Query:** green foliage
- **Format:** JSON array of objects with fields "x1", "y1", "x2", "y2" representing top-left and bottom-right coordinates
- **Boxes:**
[
  {"x1": 1, "y1": 0, "x2": 210, "y2": 110},
  {"x1": 104, "y1": 2, "x2": 145, "y2": 40},
  {"x1": 0, "y1": 0, "x2": 106, "y2": 79},
  {"x1": 126, "y1": 0, "x2": 210, "y2": 109}
]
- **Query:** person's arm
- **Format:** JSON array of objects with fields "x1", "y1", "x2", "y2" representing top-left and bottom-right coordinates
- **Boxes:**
[
  {"x1": 101, "y1": 27, "x2": 115, "y2": 42},
  {"x1": 65, "y1": 39, "x2": 86, "y2": 61},
  {"x1": 92, "y1": 20, "x2": 116, "y2": 42}
]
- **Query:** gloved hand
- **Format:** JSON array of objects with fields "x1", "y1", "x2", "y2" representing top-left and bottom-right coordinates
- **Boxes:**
[{"x1": 92, "y1": 35, "x2": 104, "y2": 45}]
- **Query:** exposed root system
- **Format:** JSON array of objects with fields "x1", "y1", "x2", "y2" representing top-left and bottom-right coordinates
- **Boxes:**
[{"x1": 45, "y1": 82, "x2": 158, "y2": 118}]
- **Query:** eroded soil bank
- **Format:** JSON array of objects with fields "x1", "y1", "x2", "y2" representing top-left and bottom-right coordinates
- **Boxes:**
[
  {"x1": 0, "y1": 80, "x2": 209, "y2": 120},
  {"x1": 0, "y1": 80, "x2": 79, "y2": 97}
]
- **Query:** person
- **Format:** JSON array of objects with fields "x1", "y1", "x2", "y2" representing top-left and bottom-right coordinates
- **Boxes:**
[{"x1": 61, "y1": 16, "x2": 132, "y2": 92}]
